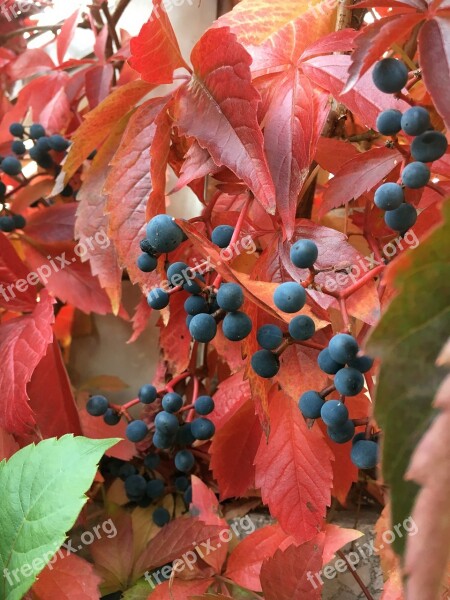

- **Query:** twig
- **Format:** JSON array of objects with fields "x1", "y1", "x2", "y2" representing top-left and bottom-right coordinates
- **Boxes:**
[{"x1": 336, "y1": 550, "x2": 375, "y2": 600}]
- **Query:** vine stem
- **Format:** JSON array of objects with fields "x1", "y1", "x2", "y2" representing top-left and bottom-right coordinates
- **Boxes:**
[
  {"x1": 165, "y1": 371, "x2": 191, "y2": 393},
  {"x1": 336, "y1": 550, "x2": 375, "y2": 600},
  {"x1": 339, "y1": 265, "x2": 385, "y2": 300},
  {"x1": 212, "y1": 193, "x2": 252, "y2": 289},
  {"x1": 320, "y1": 385, "x2": 336, "y2": 399},
  {"x1": 339, "y1": 297, "x2": 351, "y2": 332}
]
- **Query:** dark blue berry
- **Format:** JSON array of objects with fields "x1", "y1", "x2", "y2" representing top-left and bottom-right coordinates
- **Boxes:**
[
  {"x1": 251, "y1": 350, "x2": 280, "y2": 378},
  {"x1": 348, "y1": 355, "x2": 374, "y2": 373},
  {"x1": 125, "y1": 474, "x2": 147, "y2": 498},
  {"x1": 222, "y1": 311, "x2": 252, "y2": 341},
  {"x1": 126, "y1": 420, "x2": 148, "y2": 442},
  {"x1": 29, "y1": 124, "x2": 46, "y2": 139},
  {"x1": 401, "y1": 107, "x2": 431, "y2": 136},
  {"x1": 194, "y1": 395, "x2": 215, "y2": 415},
  {"x1": 334, "y1": 367, "x2": 365, "y2": 396},
  {"x1": 12, "y1": 214, "x2": 26, "y2": 229},
  {"x1": 288, "y1": 315, "x2": 315, "y2": 340},
  {"x1": 153, "y1": 431, "x2": 174, "y2": 449},
  {"x1": 162, "y1": 392, "x2": 183, "y2": 413},
  {"x1": 376, "y1": 109, "x2": 402, "y2": 135},
  {"x1": 321, "y1": 400, "x2": 349, "y2": 427},
  {"x1": 137, "y1": 253, "x2": 157, "y2": 272},
  {"x1": 48, "y1": 134, "x2": 70, "y2": 152},
  {"x1": 146, "y1": 479, "x2": 165, "y2": 498},
  {"x1": 155, "y1": 411, "x2": 179, "y2": 435},
  {"x1": 0, "y1": 216, "x2": 15, "y2": 232},
  {"x1": 273, "y1": 282, "x2": 306, "y2": 313},
  {"x1": 191, "y1": 418, "x2": 215, "y2": 440},
  {"x1": 11, "y1": 140, "x2": 26, "y2": 156},
  {"x1": 103, "y1": 408, "x2": 121, "y2": 426},
  {"x1": 118, "y1": 463, "x2": 137, "y2": 480},
  {"x1": 146, "y1": 214, "x2": 184, "y2": 253},
  {"x1": 374, "y1": 183, "x2": 404, "y2": 211},
  {"x1": 290, "y1": 239, "x2": 318, "y2": 269},
  {"x1": 411, "y1": 131, "x2": 448, "y2": 163},
  {"x1": 9, "y1": 123, "x2": 24, "y2": 137},
  {"x1": 216, "y1": 283, "x2": 244, "y2": 312},
  {"x1": 351, "y1": 439, "x2": 379, "y2": 469},
  {"x1": 298, "y1": 391, "x2": 324, "y2": 419},
  {"x1": 1, "y1": 156, "x2": 22, "y2": 176},
  {"x1": 153, "y1": 507, "x2": 171, "y2": 526},
  {"x1": 139, "y1": 384, "x2": 158, "y2": 404},
  {"x1": 328, "y1": 419, "x2": 355, "y2": 444},
  {"x1": 372, "y1": 58, "x2": 408, "y2": 93},
  {"x1": 86, "y1": 395, "x2": 109, "y2": 416},
  {"x1": 147, "y1": 288, "x2": 169, "y2": 310},
  {"x1": 189, "y1": 313, "x2": 217, "y2": 343},
  {"x1": 184, "y1": 295, "x2": 208, "y2": 316},
  {"x1": 317, "y1": 348, "x2": 344, "y2": 375},
  {"x1": 402, "y1": 162, "x2": 430, "y2": 189},
  {"x1": 257, "y1": 324, "x2": 283, "y2": 350},
  {"x1": 384, "y1": 203, "x2": 417, "y2": 233},
  {"x1": 174, "y1": 450, "x2": 195, "y2": 472},
  {"x1": 211, "y1": 225, "x2": 234, "y2": 248},
  {"x1": 328, "y1": 333, "x2": 359, "y2": 364}
]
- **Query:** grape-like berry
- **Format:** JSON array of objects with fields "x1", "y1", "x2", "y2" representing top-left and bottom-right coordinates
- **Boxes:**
[
  {"x1": 351, "y1": 439, "x2": 379, "y2": 469},
  {"x1": 155, "y1": 411, "x2": 179, "y2": 435},
  {"x1": 11, "y1": 140, "x2": 26, "y2": 156},
  {"x1": 9, "y1": 123, "x2": 24, "y2": 137},
  {"x1": 103, "y1": 408, "x2": 121, "y2": 426},
  {"x1": 320, "y1": 400, "x2": 349, "y2": 427},
  {"x1": 1, "y1": 156, "x2": 22, "y2": 176},
  {"x1": 216, "y1": 283, "x2": 244, "y2": 312},
  {"x1": 153, "y1": 507, "x2": 171, "y2": 526},
  {"x1": 400, "y1": 106, "x2": 431, "y2": 136},
  {"x1": 147, "y1": 288, "x2": 169, "y2": 310},
  {"x1": 298, "y1": 391, "x2": 324, "y2": 419},
  {"x1": 48, "y1": 134, "x2": 70, "y2": 152},
  {"x1": 328, "y1": 333, "x2": 359, "y2": 364},
  {"x1": 288, "y1": 315, "x2": 315, "y2": 340},
  {"x1": 334, "y1": 367, "x2": 365, "y2": 396},
  {"x1": 251, "y1": 349, "x2": 280, "y2": 378},
  {"x1": 328, "y1": 420, "x2": 355, "y2": 444},
  {"x1": 191, "y1": 418, "x2": 215, "y2": 440},
  {"x1": 402, "y1": 162, "x2": 430, "y2": 189},
  {"x1": 86, "y1": 395, "x2": 109, "y2": 416},
  {"x1": 317, "y1": 348, "x2": 344, "y2": 375},
  {"x1": 125, "y1": 474, "x2": 147, "y2": 499},
  {"x1": 184, "y1": 295, "x2": 208, "y2": 316},
  {"x1": 273, "y1": 282, "x2": 306, "y2": 313},
  {"x1": 222, "y1": 311, "x2": 252, "y2": 341},
  {"x1": 348, "y1": 355, "x2": 374, "y2": 373},
  {"x1": 257, "y1": 324, "x2": 283, "y2": 350},
  {"x1": 162, "y1": 392, "x2": 183, "y2": 413},
  {"x1": 119, "y1": 463, "x2": 137, "y2": 480},
  {"x1": 146, "y1": 479, "x2": 165, "y2": 498},
  {"x1": 194, "y1": 395, "x2": 215, "y2": 415},
  {"x1": 374, "y1": 183, "x2": 404, "y2": 211},
  {"x1": 376, "y1": 109, "x2": 402, "y2": 136},
  {"x1": 290, "y1": 239, "x2": 318, "y2": 269},
  {"x1": 146, "y1": 214, "x2": 184, "y2": 253},
  {"x1": 126, "y1": 420, "x2": 148, "y2": 442},
  {"x1": 139, "y1": 384, "x2": 157, "y2": 404},
  {"x1": 29, "y1": 124, "x2": 46, "y2": 139},
  {"x1": 0, "y1": 217, "x2": 15, "y2": 232},
  {"x1": 137, "y1": 253, "x2": 157, "y2": 273},
  {"x1": 372, "y1": 58, "x2": 408, "y2": 94},
  {"x1": 174, "y1": 450, "x2": 195, "y2": 472},
  {"x1": 410, "y1": 131, "x2": 448, "y2": 163},
  {"x1": 211, "y1": 225, "x2": 234, "y2": 248},
  {"x1": 189, "y1": 313, "x2": 217, "y2": 343},
  {"x1": 384, "y1": 203, "x2": 417, "y2": 233}
]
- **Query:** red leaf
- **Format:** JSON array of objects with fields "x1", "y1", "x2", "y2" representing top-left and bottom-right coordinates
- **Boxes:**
[
  {"x1": 419, "y1": 17, "x2": 450, "y2": 130},
  {"x1": 150, "y1": 579, "x2": 213, "y2": 600},
  {"x1": 0, "y1": 427, "x2": 19, "y2": 460},
  {"x1": 8, "y1": 48, "x2": 55, "y2": 80},
  {"x1": 105, "y1": 97, "x2": 170, "y2": 289},
  {"x1": 128, "y1": 297, "x2": 152, "y2": 344},
  {"x1": 190, "y1": 476, "x2": 229, "y2": 571},
  {"x1": 174, "y1": 27, "x2": 276, "y2": 214},
  {"x1": 39, "y1": 88, "x2": 72, "y2": 134},
  {"x1": 25, "y1": 203, "x2": 76, "y2": 244},
  {"x1": 159, "y1": 292, "x2": 192, "y2": 374},
  {"x1": 93, "y1": 26, "x2": 109, "y2": 63},
  {"x1": 321, "y1": 146, "x2": 402, "y2": 215},
  {"x1": 260, "y1": 539, "x2": 323, "y2": 600},
  {"x1": 0, "y1": 233, "x2": 36, "y2": 311},
  {"x1": 225, "y1": 524, "x2": 294, "y2": 591},
  {"x1": 171, "y1": 142, "x2": 220, "y2": 194},
  {"x1": 61, "y1": 80, "x2": 153, "y2": 183},
  {"x1": 322, "y1": 524, "x2": 363, "y2": 563},
  {"x1": 345, "y1": 13, "x2": 423, "y2": 92},
  {"x1": 31, "y1": 553, "x2": 101, "y2": 600},
  {"x1": 85, "y1": 64, "x2": 114, "y2": 109},
  {"x1": 210, "y1": 399, "x2": 262, "y2": 500},
  {"x1": 210, "y1": 370, "x2": 251, "y2": 429},
  {"x1": 276, "y1": 344, "x2": 329, "y2": 402},
  {"x1": 76, "y1": 119, "x2": 125, "y2": 315},
  {"x1": 264, "y1": 71, "x2": 329, "y2": 238},
  {"x1": 137, "y1": 517, "x2": 224, "y2": 571},
  {"x1": 25, "y1": 338, "x2": 82, "y2": 440},
  {"x1": 300, "y1": 29, "x2": 358, "y2": 62},
  {"x1": 314, "y1": 137, "x2": 360, "y2": 173},
  {"x1": 255, "y1": 389, "x2": 333, "y2": 543},
  {"x1": 0, "y1": 291, "x2": 54, "y2": 435},
  {"x1": 79, "y1": 408, "x2": 135, "y2": 461},
  {"x1": 302, "y1": 54, "x2": 410, "y2": 129},
  {"x1": 129, "y1": 0, "x2": 189, "y2": 84},
  {"x1": 57, "y1": 8, "x2": 81, "y2": 65}
]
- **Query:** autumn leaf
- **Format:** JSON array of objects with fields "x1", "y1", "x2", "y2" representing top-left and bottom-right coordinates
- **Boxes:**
[
  {"x1": 0, "y1": 233, "x2": 36, "y2": 312},
  {"x1": 174, "y1": 27, "x2": 276, "y2": 214},
  {"x1": 129, "y1": 0, "x2": 190, "y2": 84},
  {"x1": 0, "y1": 291, "x2": 54, "y2": 435},
  {"x1": 368, "y1": 202, "x2": 450, "y2": 554},
  {"x1": 31, "y1": 553, "x2": 101, "y2": 600},
  {"x1": 254, "y1": 388, "x2": 333, "y2": 543}
]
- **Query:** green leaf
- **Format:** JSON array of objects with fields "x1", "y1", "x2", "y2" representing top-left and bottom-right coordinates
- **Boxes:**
[
  {"x1": 0, "y1": 435, "x2": 119, "y2": 600},
  {"x1": 122, "y1": 579, "x2": 152, "y2": 600},
  {"x1": 367, "y1": 203, "x2": 450, "y2": 555}
]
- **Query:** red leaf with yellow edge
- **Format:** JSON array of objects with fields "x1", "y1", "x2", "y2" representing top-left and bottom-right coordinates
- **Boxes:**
[
  {"x1": 60, "y1": 80, "x2": 153, "y2": 184},
  {"x1": 105, "y1": 97, "x2": 171, "y2": 290},
  {"x1": 0, "y1": 291, "x2": 54, "y2": 435},
  {"x1": 210, "y1": 399, "x2": 263, "y2": 500},
  {"x1": 260, "y1": 538, "x2": 324, "y2": 600},
  {"x1": 129, "y1": 0, "x2": 189, "y2": 84},
  {"x1": 255, "y1": 388, "x2": 333, "y2": 543},
  {"x1": 75, "y1": 118, "x2": 126, "y2": 315},
  {"x1": 215, "y1": 0, "x2": 331, "y2": 45},
  {"x1": 174, "y1": 27, "x2": 276, "y2": 214},
  {"x1": 31, "y1": 553, "x2": 101, "y2": 600}
]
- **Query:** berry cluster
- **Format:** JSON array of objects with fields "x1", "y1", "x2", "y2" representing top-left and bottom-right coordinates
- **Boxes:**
[
  {"x1": 251, "y1": 240, "x2": 317, "y2": 378},
  {"x1": 86, "y1": 380, "x2": 215, "y2": 526},
  {"x1": 372, "y1": 58, "x2": 448, "y2": 234},
  {"x1": 299, "y1": 333, "x2": 378, "y2": 469}
]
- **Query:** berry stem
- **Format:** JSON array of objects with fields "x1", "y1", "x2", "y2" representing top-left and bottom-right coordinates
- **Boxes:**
[
  {"x1": 339, "y1": 297, "x2": 351, "y2": 332},
  {"x1": 319, "y1": 385, "x2": 336, "y2": 399},
  {"x1": 336, "y1": 550, "x2": 375, "y2": 600},
  {"x1": 119, "y1": 398, "x2": 140, "y2": 411},
  {"x1": 274, "y1": 337, "x2": 293, "y2": 357},
  {"x1": 339, "y1": 265, "x2": 385, "y2": 299},
  {"x1": 165, "y1": 371, "x2": 191, "y2": 393}
]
